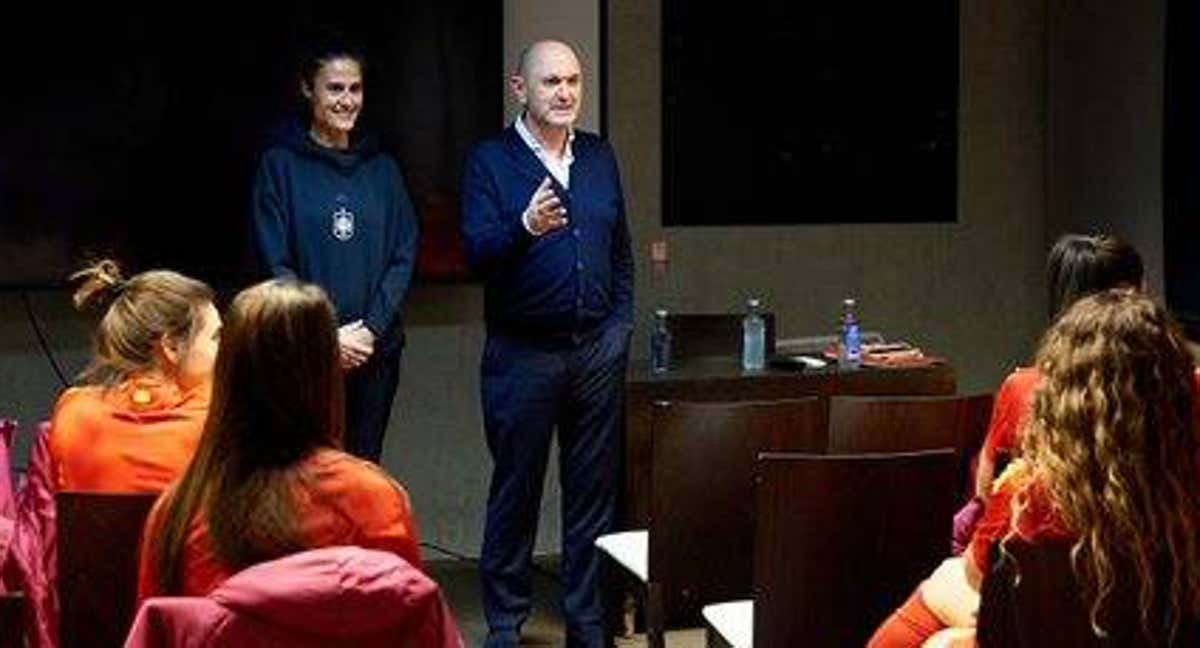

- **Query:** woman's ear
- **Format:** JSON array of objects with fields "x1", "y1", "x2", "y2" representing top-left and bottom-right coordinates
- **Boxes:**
[
  {"x1": 157, "y1": 333, "x2": 181, "y2": 370},
  {"x1": 300, "y1": 78, "x2": 313, "y2": 101}
]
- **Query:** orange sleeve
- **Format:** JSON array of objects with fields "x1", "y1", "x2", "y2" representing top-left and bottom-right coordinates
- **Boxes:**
[
  {"x1": 981, "y1": 370, "x2": 1039, "y2": 463},
  {"x1": 339, "y1": 464, "x2": 424, "y2": 571},
  {"x1": 135, "y1": 492, "x2": 170, "y2": 603},
  {"x1": 46, "y1": 388, "x2": 86, "y2": 492},
  {"x1": 966, "y1": 463, "x2": 1027, "y2": 575}
]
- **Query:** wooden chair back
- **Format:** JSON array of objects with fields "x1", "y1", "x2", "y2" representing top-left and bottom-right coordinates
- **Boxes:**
[
  {"x1": 0, "y1": 592, "x2": 24, "y2": 648},
  {"x1": 977, "y1": 539, "x2": 1200, "y2": 647},
  {"x1": 828, "y1": 393, "x2": 993, "y2": 500},
  {"x1": 648, "y1": 397, "x2": 825, "y2": 627},
  {"x1": 57, "y1": 491, "x2": 158, "y2": 648},
  {"x1": 753, "y1": 449, "x2": 957, "y2": 647}
]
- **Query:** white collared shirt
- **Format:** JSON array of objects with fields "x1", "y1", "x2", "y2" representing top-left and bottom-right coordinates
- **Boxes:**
[{"x1": 515, "y1": 114, "x2": 575, "y2": 189}]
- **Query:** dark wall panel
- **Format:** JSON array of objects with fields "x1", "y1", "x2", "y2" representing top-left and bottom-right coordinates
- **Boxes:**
[{"x1": 662, "y1": 2, "x2": 959, "y2": 226}]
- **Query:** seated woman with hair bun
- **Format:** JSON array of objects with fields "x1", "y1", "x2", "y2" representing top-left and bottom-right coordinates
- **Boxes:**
[
  {"x1": 1, "y1": 260, "x2": 218, "y2": 648},
  {"x1": 50, "y1": 259, "x2": 220, "y2": 493}
]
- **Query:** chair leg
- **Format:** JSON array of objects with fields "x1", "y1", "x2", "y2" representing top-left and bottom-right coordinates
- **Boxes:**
[
  {"x1": 646, "y1": 582, "x2": 665, "y2": 648},
  {"x1": 621, "y1": 591, "x2": 637, "y2": 637},
  {"x1": 705, "y1": 626, "x2": 735, "y2": 648},
  {"x1": 0, "y1": 592, "x2": 25, "y2": 648},
  {"x1": 602, "y1": 561, "x2": 638, "y2": 646}
]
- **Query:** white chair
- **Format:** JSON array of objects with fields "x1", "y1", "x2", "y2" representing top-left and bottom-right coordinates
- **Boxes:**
[
  {"x1": 593, "y1": 529, "x2": 647, "y2": 583},
  {"x1": 701, "y1": 600, "x2": 753, "y2": 648}
]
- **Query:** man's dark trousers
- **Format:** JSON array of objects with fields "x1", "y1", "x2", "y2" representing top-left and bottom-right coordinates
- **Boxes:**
[{"x1": 480, "y1": 322, "x2": 628, "y2": 648}]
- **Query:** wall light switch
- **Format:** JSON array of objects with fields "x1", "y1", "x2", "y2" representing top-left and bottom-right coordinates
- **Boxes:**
[{"x1": 650, "y1": 239, "x2": 669, "y2": 263}]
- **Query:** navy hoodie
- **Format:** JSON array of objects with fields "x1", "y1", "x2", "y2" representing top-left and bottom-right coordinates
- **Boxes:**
[{"x1": 252, "y1": 121, "x2": 417, "y2": 348}]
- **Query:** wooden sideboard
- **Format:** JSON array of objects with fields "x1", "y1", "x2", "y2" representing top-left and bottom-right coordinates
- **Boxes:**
[{"x1": 623, "y1": 357, "x2": 956, "y2": 527}]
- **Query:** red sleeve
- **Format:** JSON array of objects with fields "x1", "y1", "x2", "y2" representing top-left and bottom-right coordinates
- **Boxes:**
[
  {"x1": 332, "y1": 461, "x2": 424, "y2": 572},
  {"x1": 47, "y1": 388, "x2": 87, "y2": 492},
  {"x1": 966, "y1": 469, "x2": 1023, "y2": 575},
  {"x1": 981, "y1": 370, "x2": 1039, "y2": 463},
  {"x1": 135, "y1": 492, "x2": 170, "y2": 603},
  {"x1": 357, "y1": 479, "x2": 424, "y2": 572}
]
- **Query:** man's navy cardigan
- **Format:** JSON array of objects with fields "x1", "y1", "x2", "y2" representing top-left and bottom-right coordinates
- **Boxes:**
[{"x1": 461, "y1": 126, "x2": 634, "y2": 344}]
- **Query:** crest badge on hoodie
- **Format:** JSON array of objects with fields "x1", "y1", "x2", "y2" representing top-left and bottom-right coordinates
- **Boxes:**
[{"x1": 331, "y1": 206, "x2": 356, "y2": 241}]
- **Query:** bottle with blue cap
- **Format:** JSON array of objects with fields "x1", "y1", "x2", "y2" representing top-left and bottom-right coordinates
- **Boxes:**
[
  {"x1": 650, "y1": 309, "x2": 672, "y2": 374},
  {"x1": 839, "y1": 298, "x2": 862, "y2": 370}
]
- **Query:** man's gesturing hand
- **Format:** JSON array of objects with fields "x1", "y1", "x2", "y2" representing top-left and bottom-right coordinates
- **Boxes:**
[{"x1": 522, "y1": 176, "x2": 568, "y2": 235}]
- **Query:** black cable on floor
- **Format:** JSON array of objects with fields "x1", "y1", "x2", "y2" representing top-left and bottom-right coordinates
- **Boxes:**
[
  {"x1": 23, "y1": 291, "x2": 69, "y2": 389},
  {"x1": 420, "y1": 541, "x2": 477, "y2": 563}
]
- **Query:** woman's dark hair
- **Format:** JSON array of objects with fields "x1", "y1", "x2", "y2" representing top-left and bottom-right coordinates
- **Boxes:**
[
  {"x1": 147, "y1": 279, "x2": 344, "y2": 594},
  {"x1": 298, "y1": 29, "x2": 367, "y2": 92},
  {"x1": 70, "y1": 259, "x2": 213, "y2": 386},
  {"x1": 1046, "y1": 234, "x2": 1144, "y2": 319}
]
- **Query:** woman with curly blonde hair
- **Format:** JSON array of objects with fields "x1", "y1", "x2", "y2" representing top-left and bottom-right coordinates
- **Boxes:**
[
  {"x1": 1003, "y1": 289, "x2": 1200, "y2": 641},
  {"x1": 870, "y1": 290, "x2": 1200, "y2": 647}
]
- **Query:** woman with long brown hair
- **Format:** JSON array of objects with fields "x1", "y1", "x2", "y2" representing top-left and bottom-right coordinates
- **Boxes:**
[
  {"x1": 137, "y1": 279, "x2": 421, "y2": 599},
  {"x1": 51, "y1": 259, "x2": 219, "y2": 492},
  {"x1": 871, "y1": 290, "x2": 1200, "y2": 646}
]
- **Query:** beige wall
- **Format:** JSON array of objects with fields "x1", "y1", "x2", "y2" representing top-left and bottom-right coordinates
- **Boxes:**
[
  {"x1": 1046, "y1": 0, "x2": 1165, "y2": 293},
  {"x1": 504, "y1": 0, "x2": 602, "y2": 131},
  {"x1": 611, "y1": 0, "x2": 1049, "y2": 395}
]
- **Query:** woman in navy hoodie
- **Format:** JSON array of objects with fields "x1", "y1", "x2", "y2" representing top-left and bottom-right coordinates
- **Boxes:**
[{"x1": 251, "y1": 35, "x2": 417, "y2": 463}]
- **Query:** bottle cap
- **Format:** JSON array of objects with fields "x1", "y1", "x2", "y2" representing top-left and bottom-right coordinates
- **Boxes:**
[{"x1": 748, "y1": 298, "x2": 761, "y2": 308}]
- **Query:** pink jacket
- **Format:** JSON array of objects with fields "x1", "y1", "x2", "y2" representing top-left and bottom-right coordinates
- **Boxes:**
[
  {"x1": 124, "y1": 546, "x2": 463, "y2": 648},
  {"x1": 1, "y1": 422, "x2": 58, "y2": 648},
  {"x1": 0, "y1": 419, "x2": 16, "y2": 568}
]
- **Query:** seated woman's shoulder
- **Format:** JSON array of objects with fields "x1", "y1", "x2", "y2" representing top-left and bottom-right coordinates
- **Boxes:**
[
  {"x1": 1007, "y1": 366, "x2": 1041, "y2": 385},
  {"x1": 53, "y1": 385, "x2": 99, "y2": 410},
  {"x1": 306, "y1": 448, "x2": 408, "y2": 497},
  {"x1": 49, "y1": 385, "x2": 105, "y2": 430}
]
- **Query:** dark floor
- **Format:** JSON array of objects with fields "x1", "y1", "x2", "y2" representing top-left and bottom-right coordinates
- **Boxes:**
[
  {"x1": 425, "y1": 550, "x2": 704, "y2": 647},
  {"x1": 426, "y1": 550, "x2": 568, "y2": 646}
]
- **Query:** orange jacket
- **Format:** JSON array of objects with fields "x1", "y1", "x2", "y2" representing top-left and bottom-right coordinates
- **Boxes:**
[
  {"x1": 137, "y1": 448, "x2": 422, "y2": 601},
  {"x1": 49, "y1": 375, "x2": 209, "y2": 493}
]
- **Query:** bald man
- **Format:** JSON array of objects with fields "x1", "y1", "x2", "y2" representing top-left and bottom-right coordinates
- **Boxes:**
[{"x1": 461, "y1": 40, "x2": 633, "y2": 648}]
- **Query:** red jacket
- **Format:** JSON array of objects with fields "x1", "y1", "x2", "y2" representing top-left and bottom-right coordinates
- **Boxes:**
[
  {"x1": 138, "y1": 448, "x2": 423, "y2": 602},
  {"x1": 124, "y1": 546, "x2": 463, "y2": 648},
  {"x1": 48, "y1": 377, "x2": 207, "y2": 494}
]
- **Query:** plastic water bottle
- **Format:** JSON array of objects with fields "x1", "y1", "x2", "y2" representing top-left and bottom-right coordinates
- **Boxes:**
[
  {"x1": 650, "y1": 309, "x2": 671, "y2": 374},
  {"x1": 742, "y1": 298, "x2": 766, "y2": 371},
  {"x1": 839, "y1": 298, "x2": 862, "y2": 370}
]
